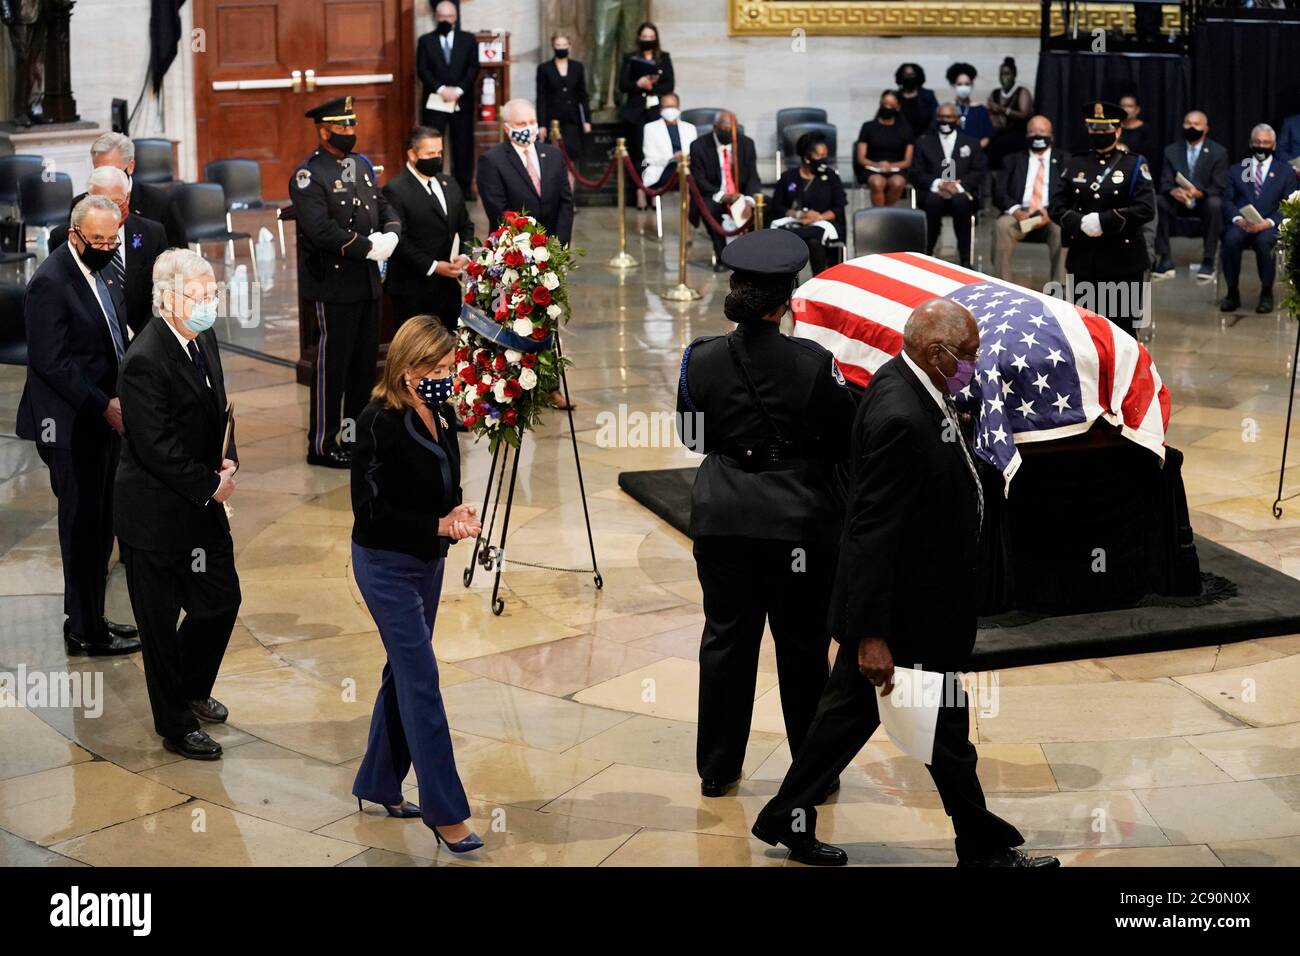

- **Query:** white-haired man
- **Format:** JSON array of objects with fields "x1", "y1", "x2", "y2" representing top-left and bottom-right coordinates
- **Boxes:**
[
  {"x1": 83, "y1": 131, "x2": 186, "y2": 246},
  {"x1": 115, "y1": 247, "x2": 240, "y2": 760},
  {"x1": 476, "y1": 97, "x2": 574, "y2": 244}
]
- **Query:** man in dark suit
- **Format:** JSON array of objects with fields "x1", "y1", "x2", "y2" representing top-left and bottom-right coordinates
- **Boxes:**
[
  {"x1": 1152, "y1": 111, "x2": 1229, "y2": 281},
  {"x1": 1221, "y1": 123, "x2": 1298, "y2": 314},
  {"x1": 417, "y1": 0, "x2": 480, "y2": 194},
  {"x1": 686, "y1": 110, "x2": 762, "y2": 268},
  {"x1": 116, "y1": 248, "x2": 241, "y2": 760},
  {"x1": 52, "y1": 166, "x2": 168, "y2": 335},
  {"x1": 751, "y1": 298, "x2": 1058, "y2": 869},
  {"x1": 477, "y1": 98, "x2": 574, "y2": 244},
  {"x1": 15, "y1": 196, "x2": 140, "y2": 656},
  {"x1": 384, "y1": 125, "x2": 474, "y2": 330},
  {"x1": 912, "y1": 102, "x2": 987, "y2": 268},
  {"x1": 992, "y1": 115, "x2": 1064, "y2": 284},
  {"x1": 88, "y1": 131, "x2": 185, "y2": 247}
]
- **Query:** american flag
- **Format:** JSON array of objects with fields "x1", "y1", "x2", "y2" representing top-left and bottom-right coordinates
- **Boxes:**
[{"x1": 790, "y1": 252, "x2": 1171, "y2": 486}]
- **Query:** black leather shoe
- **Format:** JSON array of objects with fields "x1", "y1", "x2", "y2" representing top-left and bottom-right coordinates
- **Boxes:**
[
  {"x1": 163, "y1": 729, "x2": 222, "y2": 760},
  {"x1": 701, "y1": 776, "x2": 739, "y2": 798},
  {"x1": 189, "y1": 696, "x2": 228, "y2": 723},
  {"x1": 1257, "y1": 292, "x2": 1274, "y2": 314},
  {"x1": 104, "y1": 619, "x2": 138, "y2": 639},
  {"x1": 306, "y1": 448, "x2": 352, "y2": 469},
  {"x1": 64, "y1": 631, "x2": 140, "y2": 656},
  {"x1": 751, "y1": 822, "x2": 848, "y2": 866},
  {"x1": 1219, "y1": 291, "x2": 1241, "y2": 313},
  {"x1": 958, "y1": 847, "x2": 1060, "y2": 868}
]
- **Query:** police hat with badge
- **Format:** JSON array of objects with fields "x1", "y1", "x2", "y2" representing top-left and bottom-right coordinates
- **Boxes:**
[{"x1": 720, "y1": 228, "x2": 808, "y2": 296}]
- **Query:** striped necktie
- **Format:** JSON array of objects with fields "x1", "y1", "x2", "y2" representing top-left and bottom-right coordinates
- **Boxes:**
[
  {"x1": 93, "y1": 271, "x2": 126, "y2": 361},
  {"x1": 943, "y1": 394, "x2": 984, "y2": 533}
]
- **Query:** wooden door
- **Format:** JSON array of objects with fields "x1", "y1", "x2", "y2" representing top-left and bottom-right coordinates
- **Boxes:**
[{"x1": 194, "y1": 0, "x2": 414, "y2": 200}]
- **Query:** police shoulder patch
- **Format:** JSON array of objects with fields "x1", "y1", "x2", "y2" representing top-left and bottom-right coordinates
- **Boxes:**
[
  {"x1": 295, "y1": 168, "x2": 313, "y2": 190},
  {"x1": 1140, "y1": 162, "x2": 1152, "y2": 181},
  {"x1": 830, "y1": 357, "x2": 846, "y2": 387}
]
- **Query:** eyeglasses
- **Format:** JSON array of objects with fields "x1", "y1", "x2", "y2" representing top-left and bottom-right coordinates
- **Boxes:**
[{"x1": 73, "y1": 227, "x2": 120, "y2": 251}]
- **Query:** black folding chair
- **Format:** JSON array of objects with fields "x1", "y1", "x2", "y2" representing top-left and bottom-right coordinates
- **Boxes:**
[
  {"x1": 204, "y1": 158, "x2": 287, "y2": 256},
  {"x1": 170, "y1": 182, "x2": 259, "y2": 283},
  {"x1": 851, "y1": 206, "x2": 928, "y2": 257},
  {"x1": 133, "y1": 138, "x2": 176, "y2": 185},
  {"x1": 775, "y1": 107, "x2": 828, "y2": 171},
  {"x1": 18, "y1": 171, "x2": 73, "y2": 253},
  {"x1": 680, "y1": 107, "x2": 725, "y2": 142},
  {"x1": 781, "y1": 121, "x2": 838, "y2": 173},
  {"x1": 0, "y1": 282, "x2": 28, "y2": 365}
]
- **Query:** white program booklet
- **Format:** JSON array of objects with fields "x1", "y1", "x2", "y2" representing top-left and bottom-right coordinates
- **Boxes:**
[
  {"x1": 1019, "y1": 214, "x2": 1044, "y2": 233},
  {"x1": 1239, "y1": 203, "x2": 1265, "y2": 226},
  {"x1": 425, "y1": 93, "x2": 458, "y2": 114},
  {"x1": 877, "y1": 666, "x2": 943, "y2": 765}
]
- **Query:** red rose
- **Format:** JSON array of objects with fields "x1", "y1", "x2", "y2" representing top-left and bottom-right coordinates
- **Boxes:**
[
  {"x1": 503, "y1": 379, "x2": 522, "y2": 399},
  {"x1": 515, "y1": 300, "x2": 533, "y2": 317},
  {"x1": 474, "y1": 402, "x2": 490, "y2": 417},
  {"x1": 475, "y1": 350, "x2": 489, "y2": 368},
  {"x1": 459, "y1": 366, "x2": 478, "y2": 385},
  {"x1": 463, "y1": 414, "x2": 478, "y2": 428},
  {"x1": 466, "y1": 261, "x2": 484, "y2": 277},
  {"x1": 530, "y1": 233, "x2": 547, "y2": 247},
  {"x1": 502, "y1": 409, "x2": 518, "y2": 426},
  {"x1": 530, "y1": 327, "x2": 547, "y2": 340},
  {"x1": 455, "y1": 346, "x2": 469, "y2": 363},
  {"x1": 492, "y1": 354, "x2": 506, "y2": 371},
  {"x1": 475, "y1": 382, "x2": 489, "y2": 395},
  {"x1": 531, "y1": 285, "x2": 552, "y2": 305},
  {"x1": 463, "y1": 290, "x2": 475, "y2": 304},
  {"x1": 503, "y1": 248, "x2": 524, "y2": 268},
  {"x1": 521, "y1": 353, "x2": 538, "y2": 369}
]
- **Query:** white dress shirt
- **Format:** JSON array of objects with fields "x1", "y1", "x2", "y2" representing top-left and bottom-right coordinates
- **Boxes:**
[
  {"x1": 929, "y1": 130, "x2": 965, "y2": 194},
  {"x1": 1008, "y1": 148, "x2": 1052, "y2": 213},
  {"x1": 70, "y1": 241, "x2": 128, "y2": 348},
  {"x1": 407, "y1": 163, "x2": 452, "y2": 276},
  {"x1": 900, "y1": 349, "x2": 947, "y2": 412}
]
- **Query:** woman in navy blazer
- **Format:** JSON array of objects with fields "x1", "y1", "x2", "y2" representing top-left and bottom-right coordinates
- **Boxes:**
[{"x1": 350, "y1": 315, "x2": 484, "y2": 853}]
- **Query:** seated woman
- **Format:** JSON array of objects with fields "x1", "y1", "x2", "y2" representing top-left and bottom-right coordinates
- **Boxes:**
[
  {"x1": 855, "y1": 90, "x2": 914, "y2": 206},
  {"x1": 948, "y1": 61, "x2": 992, "y2": 149},
  {"x1": 350, "y1": 314, "x2": 485, "y2": 854},
  {"x1": 768, "y1": 131, "x2": 847, "y2": 275}
]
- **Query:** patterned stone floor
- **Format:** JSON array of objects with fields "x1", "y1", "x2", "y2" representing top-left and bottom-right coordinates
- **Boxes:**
[{"x1": 1, "y1": 203, "x2": 1298, "y2": 867}]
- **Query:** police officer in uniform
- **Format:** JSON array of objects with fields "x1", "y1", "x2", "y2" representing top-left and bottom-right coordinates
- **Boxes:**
[
  {"x1": 676, "y1": 229, "x2": 857, "y2": 799},
  {"x1": 292, "y1": 96, "x2": 403, "y2": 468},
  {"x1": 1049, "y1": 100, "x2": 1155, "y2": 339}
]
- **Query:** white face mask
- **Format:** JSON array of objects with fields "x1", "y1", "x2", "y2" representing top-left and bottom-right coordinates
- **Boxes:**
[
  {"x1": 955, "y1": 84, "x2": 972, "y2": 98},
  {"x1": 660, "y1": 107, "x2": 680, "y2": 123}
]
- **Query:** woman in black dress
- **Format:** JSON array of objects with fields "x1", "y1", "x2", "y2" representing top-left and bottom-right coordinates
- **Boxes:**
[
  {"x1": 618, "y1": 21, "x2": 674, "y2": 209},
  {"x1": 769, "y1": 131, "x2": 847, "y2": 275},
  {"x1": 895, "y1": 62, "x2": 937, "y2": 138},
  {"x1": 855, "y1": 91, "x2": 915, "y2": 207},
  {"x1": 537, "y1": 31, "x2": 591, "y2": 189}
]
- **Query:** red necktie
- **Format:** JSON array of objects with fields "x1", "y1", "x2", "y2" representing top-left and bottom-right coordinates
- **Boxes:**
[{"x1": 722, "y1": 145, "x2": 736, "y2": 195}]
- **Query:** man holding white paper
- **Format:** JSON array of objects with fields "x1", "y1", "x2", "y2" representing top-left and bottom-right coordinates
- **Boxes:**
[
  {"x1": 752, "y1": 298, "x2": 1058, "y2": 869},
  {"x1": 991, "y1": 114, "x2": 1064, "y2": 284},
  {"x1": 1220, "y1": 123, "x2": 1296, "y2": 315}
]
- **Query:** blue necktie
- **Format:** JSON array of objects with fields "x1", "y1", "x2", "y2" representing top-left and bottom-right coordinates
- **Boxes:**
[{"x1": 93, "y1": 271, "x2": 126, "y2": 361}]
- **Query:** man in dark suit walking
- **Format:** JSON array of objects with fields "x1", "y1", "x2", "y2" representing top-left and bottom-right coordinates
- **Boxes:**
[
  {"x1": 417, "y1": 0, "x2": 480, "y2": 194},
  {"x1": 991, "y1": 115, "x2": 1064, "y2": 284},
  {"x1": 384, "y1": 125, "x2": 474, "y2": 331},
  {"x1": 752, "y1": 298, "x2": 1059, "y2": 869},
  {"x1": 88, "y1": 131, "x2": 186, "y2": 248},
  {"x1": 912, "y1": 102, "x2": 988, "y2": 268},
  {"x1": 15, "y1": 196, "x2": 140, "y2": 656},
  {"x1": 1220, "y1": 123, "x2": 1298, "y2": 314},
  {"x1": 477, "y1": 98, "x2": 574, "y2": 244},
  {"x1": 116, "y1": 248, "x2": 241, "y2": 760},
  {"x1": 1152, "y1": 111, "x2": 1229, "y2": 281},
  {"x1": 687, "y1": 110, "x2": 762, "y2": 269}
]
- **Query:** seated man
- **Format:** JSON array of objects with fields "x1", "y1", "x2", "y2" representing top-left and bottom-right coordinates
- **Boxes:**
[
  {"x1": 687, "y1": 110, "x2": 762, "y2": 269},
  {"x1": 1221, "y1": 124, "x2": 1297, "y2": 314},
  {"x1": 642, "y1": 92, "x2": 697, "y2": 190},
  {"x1": 911, "y1": 102, "x2": 987, "y2": 269},
  {"x1": 1152, "y1": 110, "x2": 1228, "y2": 281},
  {"x1": 991, "y1": 115, "x2": 1064, "y2": 284}
]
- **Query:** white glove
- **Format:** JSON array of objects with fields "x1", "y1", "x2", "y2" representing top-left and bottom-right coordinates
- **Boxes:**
[
  {"x1": 365, "y1": 231, "x2": 398, "y2": 262},
  {"x1": 1080, "y1": 212, "x2": 1103, "y2": 238}
]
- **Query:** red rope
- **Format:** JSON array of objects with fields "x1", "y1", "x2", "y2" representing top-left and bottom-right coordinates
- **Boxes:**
[
  {"x1": 620, "y1": 153, "x2": 678, "y2": 197},
  {"x1": 685, "y1": 173, "x2": 752, "y2": 238},
  {"x1": 555, "y1": 138, "x2": 618, "y2": 190}
]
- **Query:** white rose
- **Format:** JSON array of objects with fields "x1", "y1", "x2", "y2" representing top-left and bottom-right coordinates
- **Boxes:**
[
  {"x1": 512, "y1": 318, "x2": 533, "y2": 337},
  {"x1": 480, "y1": 373, "x2": 494, "y2": 390},
  {"x1": 492, "y1": 379, "x2": 509, "y2": 403},
  {"x1": 547, "y1": 304, "x2": 562, "y2": 318},
  {"x1": 505, "y1": 349, "x2": 522, "y2": 364},
  {"x1": 501, "y1": 268, "x2": 518, "y2": 286},
  {"x1": 533, "y1": 246, "x2": 550, "y2": 263},
  {"x1": 514, "y1": 232, "x2": 532, "y2": 247},
  {"x1": 462, "y1": 385, "x2": 476, "y2": 404},
  {"x1": 518, "y1": 367, "x2": 538, "y2": 390},
  {"x1": 542, "y1": 272, "x2": 560, "y2": 290},
  {"x1": 485, "y1": 415, "x2": 499, "y2": 428},
  {"x1": 1290, "y1": 189, "x2": 1300, "y2": 204}
]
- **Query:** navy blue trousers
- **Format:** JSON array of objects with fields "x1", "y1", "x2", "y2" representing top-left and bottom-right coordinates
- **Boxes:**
[{"x1": 351, "y1": 543, "x2": 470, "y2": 828}]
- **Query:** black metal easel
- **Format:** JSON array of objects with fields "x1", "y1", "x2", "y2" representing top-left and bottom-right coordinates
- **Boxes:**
[
  {"x1": 1272, "y1": 314, "x2": 1300, "y2": 518},
  {"x1": 462, "y1": 332, "x2": 603, "y2": 614}
]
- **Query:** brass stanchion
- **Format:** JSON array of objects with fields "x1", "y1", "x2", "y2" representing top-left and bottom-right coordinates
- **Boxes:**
[
  {"x1": 607, "y1": 137, "x2": 638, "y2": 269},
  {"x1": 549, "y1": 119, "x2": 562, "y2": 145},
  {"x1": 753, "y1": 194, "x2": 765, "y2": 230},
  {"x1": 662, "y1": 155, "x2": 701, "y2": 302}
]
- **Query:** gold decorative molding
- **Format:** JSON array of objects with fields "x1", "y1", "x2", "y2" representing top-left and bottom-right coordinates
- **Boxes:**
[{"x1": 729, "y1": 1, "x2": 1180, "y2": 38}]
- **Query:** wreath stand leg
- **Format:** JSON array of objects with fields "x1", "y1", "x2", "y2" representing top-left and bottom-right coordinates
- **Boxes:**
[
  {"x1": 556, "y1": 331, "x2": 604, "y2": 591},
  {"x1": 488, "y1": 436, "x2": 524, "y2": 616},
  {"x1": 1272, "y1": 311, "x2": 1300, "y2": 519},
  {"x1": 463, "y1": 439, "x2": 504, "y2": 587}
]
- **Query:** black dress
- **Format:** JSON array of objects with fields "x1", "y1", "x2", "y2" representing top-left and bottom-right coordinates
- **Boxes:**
[
  {"x1": 618, "y1": 50, "x2": 675, "y2": 173},
  {"x1": 854, "y1": 119, "x2": 915, "y2": 184},
  {"x1": 769, "y1": 167, "x2": 848, "y2": 274},
  {"x1": 1120, "y1": 123, "x2": 1161, "y2": 182},
  {"x1": 536, "y1": 58, "x2": 591, "y2": 158}
]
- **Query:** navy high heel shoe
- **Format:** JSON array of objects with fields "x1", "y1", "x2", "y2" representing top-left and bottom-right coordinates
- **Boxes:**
[
  {"x1": 357, "y1": 797, "x2": 422, "y2": 819},
  {"x1": 433, "y1": 826, "x2": 484, "y2": 853}
]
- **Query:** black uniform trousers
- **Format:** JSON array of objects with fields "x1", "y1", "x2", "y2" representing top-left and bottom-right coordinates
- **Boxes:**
[
  {"x1": 753, "y1": 637, "x2": 1024, "y2": 862},
  {"x1": 423, "y1": 107, "x2": 476, "y2": 194},
  {"x1": 122, "y1": 537, "x2": 240, "y2": 739},
  {"x1": 918, "y1": 190, "x2": 975, "y2": 266},
  {"x1": 1071, "y1": 268, "x2": 1147, "y2": 339},
  {"x1": 307, "y1": 298, "x2": 379, "y2": 456},
  {"x1": 1154, "y1": 193, "x2": 1222, "y2": 263},
  {"x1": 1221, "y1": 223, "x2": 1278, "y2": 294},
  {"x1": 693, "y1": 537, "x2": 836, "y2": 781},
  {"x1": 36, "y1": 425, "x2": 120, "y2": 642}
]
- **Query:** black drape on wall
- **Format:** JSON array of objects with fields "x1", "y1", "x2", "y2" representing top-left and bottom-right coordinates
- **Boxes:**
[
  {"x1": 1033, "y1": 51, "x2": 1191, "y2": 158},
  {"x1": 1193, "y1": 18, "x2": 1300, "y2": 160}
]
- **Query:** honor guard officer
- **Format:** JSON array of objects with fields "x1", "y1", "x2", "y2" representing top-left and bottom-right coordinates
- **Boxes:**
[
  {"x1": 676, "y1": 229, "x2": 857, "y2": 799},
  {"x1": 1049, "y1": 100, "x2": 1155, "y2": 339},
  {"x1": 293, "y1": 95, "x2": 403, "y2": 468}
]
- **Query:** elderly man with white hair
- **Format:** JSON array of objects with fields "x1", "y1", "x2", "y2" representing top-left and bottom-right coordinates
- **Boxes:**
[
  {"x1": 84, "y1": 131, "x2": 185, "y2": 247},
  {"x1": 115, "y1": 247, "x2": 241, "y2": 760},
  {"x1": 476, "y1": 97, "x2": 574, "y2": 244}
]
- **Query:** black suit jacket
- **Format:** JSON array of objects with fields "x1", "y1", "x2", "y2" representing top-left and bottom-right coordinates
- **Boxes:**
[
  {"x1": 687, "y1": 133, "x2": 762, "y2": 226},
  {"x1": 1159, "y1": 138, "x2": 1229, "y2": 199},
  {"x1": 15, "y1": 243, "x2": 126, "y2": 449},
  {"x1": 993, "y1": 148, "x2": 1062, "y2": 213},
  {"x1": 68, "y1": 183, "x2": 185, "y2": 248},
  {"x1": 49, "y1": 214, "x2": 166, "y2": 334},
  {"x1": 1224, "y1": 155, "x2": 1300, "y2": 225},
  {"x1": 383, "y1": 167, "x2": 474, "y2": 307},
  {"x1": 911, "y1": 131, "x2": 988, "y2": 201},
  {"x1": 828, "y1": 355, "x2": 981, "y2": 673},
  {"x1": 417, "y1": 28, "x2": 479, "y2": 119},
  {"x1": 476, "y1": 141, "x2": 574, "y2": 244},
  {"x1": 536, "y1": 58, "x2": 591, "y2": 129},
  {"x1": 114, "y1": 315, "x2": 237, "y2": 552},
  {"x1": 617, "y1": 51, "x2": 674, "y2": 126}
]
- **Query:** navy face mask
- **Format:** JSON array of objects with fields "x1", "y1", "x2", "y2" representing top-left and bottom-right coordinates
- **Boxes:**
[{"x1": 416, "y1": 376, "x2": 454, "y2": 406}]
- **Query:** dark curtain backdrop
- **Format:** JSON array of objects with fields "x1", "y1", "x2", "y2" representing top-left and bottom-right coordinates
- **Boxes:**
[
  {"x1": 1193, "y1": 19, "x2": 1300, "y2": 160},
  {"x1": 1033, "y1": 51, "x2": 1191, "y2": 159}
]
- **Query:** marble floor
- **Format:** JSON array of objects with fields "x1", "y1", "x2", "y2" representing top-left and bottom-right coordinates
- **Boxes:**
[{"x1": 2, "y1": 201, "x2": 1299, "y2": 868}]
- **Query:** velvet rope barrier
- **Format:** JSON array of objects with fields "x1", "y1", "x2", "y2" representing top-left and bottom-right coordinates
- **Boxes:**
[
  {"x1": 554, "y1": 139, "x2": 619, "y2": 190},
  {"x1": 619, "y1": 153, "x2": 678, "y2": 198},
  {"x1": 684, "y1": 173, "x2": 751, "y2": 238}
]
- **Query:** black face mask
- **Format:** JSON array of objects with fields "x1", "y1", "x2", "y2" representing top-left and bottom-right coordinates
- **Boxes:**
[
  {"x1": 900, "y1": 75, "x2": 920, "y2": 92},
  {"x1": 328, "y1": 131, "x2": 357, "y2": 154},
  {"x1": 414, "y1": 156, "x2": 443, "y2": 177},
  {"x1": 638, "y1": 39, "x2": 656, "y2": 52},
  {"x1": 1183, "y1": 126, "x2": 1204, "y2": 143},
  {"x1": 1089, "y1": 131, "x2": 1117, "y2": 153},
  {"x1": 1028, "y1": 134, "x2": 1052, "y2": 152},
  {"x1": 807, "y1": 160, "x2": 829, "y2": 176},
  {"x1": 74, "y1": 230, "x2": 115, "y2": 272},
  {"x1": 1253, "y1": 146, "x2": 1274, "y2": 162},
  {"x1": 436, "y1": 20, "x2": 452, "y2": 35},
  {"x1": 878, "y1": 106, "x2": 898, "y2": 120},
  {"x1": 553, "y1": 47, "x2": 569, "y2": 59},
  {"x1": 714, "y1": 127, "x2": 732, "y2": 146}
]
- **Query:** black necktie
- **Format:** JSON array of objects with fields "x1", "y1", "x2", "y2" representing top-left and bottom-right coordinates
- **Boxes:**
[
  {"x1": 187, "y1": 340, "x2": 212, "y2": 388},
  {"x1": 667, "y1": 123, "x2": 681, "y2": 153}
]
